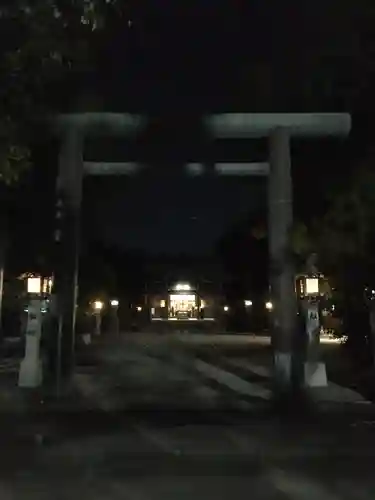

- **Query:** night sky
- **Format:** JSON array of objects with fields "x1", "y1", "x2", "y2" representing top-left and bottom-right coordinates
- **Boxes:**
[{"x1": 83, "y1": 174, "x2": 266, "y2": 255}]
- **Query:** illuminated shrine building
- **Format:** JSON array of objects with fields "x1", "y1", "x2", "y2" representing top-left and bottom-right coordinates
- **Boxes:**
[{"x1": 150, "y1": 282, "x2": 219, "y2": 322}]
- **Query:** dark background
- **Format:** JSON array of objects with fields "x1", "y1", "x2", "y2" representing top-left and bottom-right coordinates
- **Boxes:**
[{"x1": 5, "y1": 0, "x2": 375, "y2": 298}]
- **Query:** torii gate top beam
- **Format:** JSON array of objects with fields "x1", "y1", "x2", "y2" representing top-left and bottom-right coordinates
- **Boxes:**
[
  {"x1": 54, "y1": 113, "x2": 351, "y2": 138},
  {"x1": 54, "y1": 113, "x2": 145, "y2": 136},
  {"x1": 204, "y1": 113, "x2": 351, "y2": 138}
]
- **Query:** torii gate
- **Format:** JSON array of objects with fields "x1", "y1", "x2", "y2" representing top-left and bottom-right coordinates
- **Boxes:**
[{"x1": 51, "y1": 112, "x2": 350, "y2": 394}]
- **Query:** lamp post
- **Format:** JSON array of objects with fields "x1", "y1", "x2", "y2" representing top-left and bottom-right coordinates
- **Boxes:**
[
  {"x1": 18, "y1": 275, "x2": 43, "y2": 388},
  {"x1": 244, "y1": 300, "x2": 252, "y2": 332},
  {"x1": 110, "y1": 299, "x2": 120, "y2": 335},
  {"x1": 265, "y1": 301, "x2": 273, "y2": 332},
  {"x1": 93, "y1": 300, "x2": 103, "y2": 336},
  {"x1": 297, "y1": 272, "x2": 327, "y2": 388}
]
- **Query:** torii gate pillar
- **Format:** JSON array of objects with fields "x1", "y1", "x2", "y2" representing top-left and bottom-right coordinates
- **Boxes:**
[{"x1": 268, "y1": 127, "x2": 295, "y2": 395}]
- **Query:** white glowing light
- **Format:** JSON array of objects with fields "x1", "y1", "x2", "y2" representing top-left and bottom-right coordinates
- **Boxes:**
[
  {"x1": 93, "y1": 301, "x2": 103, "y2": 311},
  {"x1": 170, "y1": 294, "x2": 195, "y2": 301},
  {"x1": 306, "y1": 277, "x2": 319, "y2": 295},
  {"x1": 27, "y1": 277, "x2": 41, "y2": 294},
  {"x1": 175, "y1": 283, "x2": 191, "y2": 291}
]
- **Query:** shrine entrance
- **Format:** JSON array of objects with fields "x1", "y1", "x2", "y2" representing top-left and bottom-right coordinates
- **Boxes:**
[
  {"x1": 169, "y1": 293, "x2": 197, "y2": 320},
  {"x1": 51, "y1": 112, "x2": 351, "y2": 393}
]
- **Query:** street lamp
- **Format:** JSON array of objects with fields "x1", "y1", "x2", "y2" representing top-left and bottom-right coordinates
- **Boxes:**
[
  {"x1": 305, "y1": 277, "x2": 319, "y2": 296},
  {"x1": 94, "y1": 300, "x2": 103, "y2": 311},
  {"x1": 136, "y1": 306, "x2": 142, "y2": 312},
  {"x1": 110, "y1": 299, "x2": 120, "y2": 334},
  {"x1": 297, "y1": 271, "x2": 327, "y2": 387},
  {"x1": 265, "y1": 301, "x2": 273, "y2": 311},
  {"x1": 244, "y1": 300, "x2": 252, "y2": 307},
  {"x1": 93, "y1": 300, "x2": 103, "y2": 335},
  {"x1": 297, "y1": 273, "x2": 322, "y2": 299},
  {"x1": 224, "y1": 306, "x2": 229, "y2": 312},
  {"x1": 19, "y1": 275, "x2": 43, "y2": 388}
]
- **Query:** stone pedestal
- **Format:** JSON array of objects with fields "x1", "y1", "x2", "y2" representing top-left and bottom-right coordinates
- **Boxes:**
[
  {"x1": 111, "y1": 312, "x2": 119, "y2": 335},
  {"x1": 82, "y1": 333, "x2": 92, "y2": 345},
  {"x1": 304, "y1": 362, "x2": 327, "y2": 387},
  {"x1": 18, "y1": 298, "x2": 43, "y2": 388},
  {"x1": 304, "y1": 300, "x2": 327, "y2": 388},
  {"x1": 94, "y1": 313, "x2": 101, "y2": 336}
]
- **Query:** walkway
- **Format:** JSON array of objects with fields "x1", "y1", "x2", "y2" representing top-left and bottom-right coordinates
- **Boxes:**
[
  {"x1": 83, "y1": 333, "x2": 365, "y2": 409},
  {"x1": 0, "y1": 334, "x2": 375, "y2": 498}
]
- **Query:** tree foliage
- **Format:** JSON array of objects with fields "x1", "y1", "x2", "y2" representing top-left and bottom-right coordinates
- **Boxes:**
[
  {"x1": 291, "y1": 162, "x2": 375, "y2": 269},
  {"x1": 0, "y1": 0, "x2": 123, "y2": 183},
  {"x1": 240, "y1": 1, "x2": 375, "y2": 112},
  {"x1": 286, "y1": 158, "x2": 375, "y2": 352}
]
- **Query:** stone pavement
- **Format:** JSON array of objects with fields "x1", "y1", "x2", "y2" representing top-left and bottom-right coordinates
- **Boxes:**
[
  {"x1": 0, "y1": 336, "x2": 375, "y2": 498},
  {"x1": 70, "y1": 334, "x2": 375, "y2": 427},
  {"x1": 73, "y1": 341, "x2": 226, "y2": 412},
  {"x1": 0, "y1": 333, "x2": 370, "y2": 417},
  {"x1": 120, "y1": 333, "x2": 369, "y2": 408},
  {"x1": 207, "y1": 356, "x2": 369, "y2": 406},
  {"x1": 4, "y1": 416, "x2": 374, "y2": 500}
]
